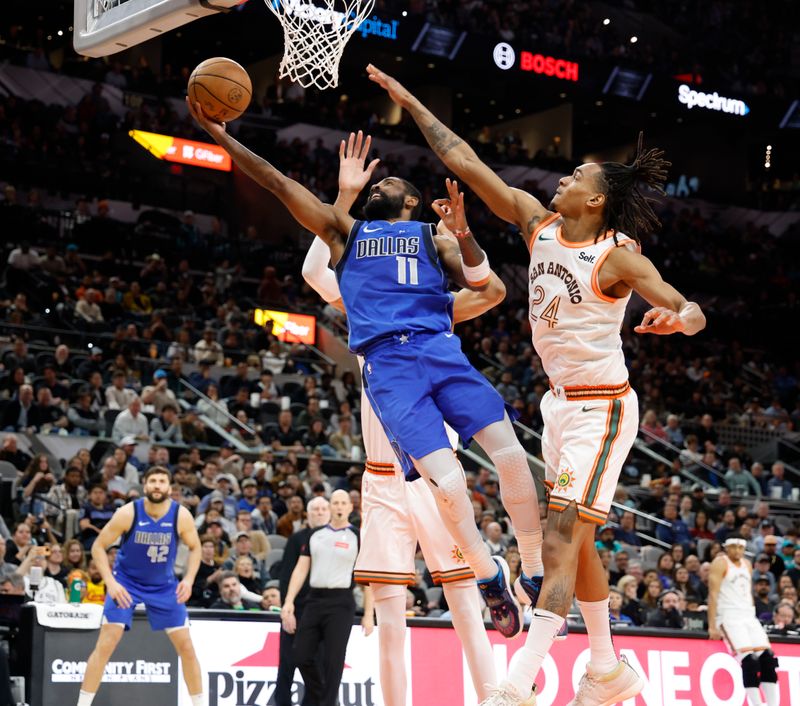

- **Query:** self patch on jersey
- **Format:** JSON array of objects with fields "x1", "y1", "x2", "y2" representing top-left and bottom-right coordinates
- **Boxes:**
[{"x1": 335, "y1": 541, "x2": 350, "y2": 549}]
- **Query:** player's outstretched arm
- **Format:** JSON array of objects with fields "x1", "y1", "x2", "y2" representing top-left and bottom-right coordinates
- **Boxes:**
[
  {"x1": 367, "y1": 64, "x2": 550, "y2": 241},
  {"x1": 91, "y1": 504, "x2": 135, "y2": 608},
  {"x1": 186, "y1": 98, "x2": 353, "y2": 255},
  {"x1": 602, "y1": 247, "x2": 706, "y2": 336},
  {"x1": 177, "y1": 506, "x2": 201, "y2": 603}
]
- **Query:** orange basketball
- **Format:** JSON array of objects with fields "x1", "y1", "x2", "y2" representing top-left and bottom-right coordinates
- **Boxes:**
[{"x1": 188, "y1": 57, "x2": 252, "y2": 123}]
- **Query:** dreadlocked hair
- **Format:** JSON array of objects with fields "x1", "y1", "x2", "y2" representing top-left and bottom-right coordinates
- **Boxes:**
[{"x1": 598, "y1": 132, "x2": 671, "y2": 245}]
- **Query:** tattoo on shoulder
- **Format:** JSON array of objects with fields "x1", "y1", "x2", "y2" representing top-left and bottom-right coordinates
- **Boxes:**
[
  {"x1": 526, "y1": 214, "x2": 542, "y2": 237},
  {"x1": 425, "y1": 120, "x2": 463, "y2": 157}
]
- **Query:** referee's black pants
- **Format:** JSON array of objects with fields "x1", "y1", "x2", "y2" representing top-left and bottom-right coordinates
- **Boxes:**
[
  {"x1": 276, "y1": 602, "x2": 322, "y2": 706},
  {"x1": 293, "y1": 588, "x2": 355, "y2": 706}
]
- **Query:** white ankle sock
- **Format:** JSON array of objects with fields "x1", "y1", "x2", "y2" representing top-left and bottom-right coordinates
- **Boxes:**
[
  {"x1": 515, "y1": 528, "x2": 544, "y2": 577},
  {"x1": 190, "y1": 693, "x2": 205, "y2": 706},
  {"x1": 77, "y1": 690, "x2": 96, "y2": 706},
  {"x1": 504, "y1": 609, "x2": 564, "y2": 696},
  {"x1": 577, "y1": 598, "x2": 618, "y2": 673}
]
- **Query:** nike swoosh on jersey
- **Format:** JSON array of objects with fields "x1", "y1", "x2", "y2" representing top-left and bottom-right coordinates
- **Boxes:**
[
  {"x1": 581, "y1": 406, "x2": 599, "y2": 412},
  {"x1": 363, "y1": 225, "x2": 382, "y2": 233},
  {"x1": 138, "y1": 521, "x2": 148, "y2": 526},
  {"x1": 539, "y1": 235, "x2": 554, "y2": 241}
]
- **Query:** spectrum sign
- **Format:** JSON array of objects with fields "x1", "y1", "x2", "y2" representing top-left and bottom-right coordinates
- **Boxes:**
[
  {"x1": 129, "y1": 130, "x2": 232, "y2": 171},
  {"x1": 677, "y1": 84, "x2": 750, "y2": 116},
  {"x1": 254, "y1": 309, "x2": 316, "y2": 344},
  {"x1": 493, "y1": 42, "x2": 579, "y2": 81}
]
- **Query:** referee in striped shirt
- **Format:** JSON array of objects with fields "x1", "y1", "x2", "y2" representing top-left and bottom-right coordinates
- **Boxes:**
[{"x1": 281, "y1": 489, "x2": 374, "y2": 706}]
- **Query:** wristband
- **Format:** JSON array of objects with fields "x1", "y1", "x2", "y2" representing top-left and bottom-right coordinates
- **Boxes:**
[
  {"x1": 461, "y1": 251, "x2": 491, "y2": 287},
  {"x1": 453, "y1": 228, "x2": 472, "y2": 239}
]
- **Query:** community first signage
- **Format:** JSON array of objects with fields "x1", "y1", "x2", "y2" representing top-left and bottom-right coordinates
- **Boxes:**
[{"x1": 678, "y1": 84, "x2": 750, "y2": 116}]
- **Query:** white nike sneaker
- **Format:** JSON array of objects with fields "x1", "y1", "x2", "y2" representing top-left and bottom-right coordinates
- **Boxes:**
[
  {"x1": 479, "y1": 683, "x2": 537, "y2": 706},
  {"x1": 567, "y1": 656, "x2": 644, "y2": 706}
]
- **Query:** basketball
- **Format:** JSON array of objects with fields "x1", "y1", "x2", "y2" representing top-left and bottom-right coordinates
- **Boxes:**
[{"x1": 188, "y1": 57, "x2": 252, "y2": 123}]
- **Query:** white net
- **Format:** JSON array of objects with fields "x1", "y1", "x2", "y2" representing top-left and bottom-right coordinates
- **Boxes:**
[{"x1": 264, "y1": 0, "x2": 376, "y2": 90}]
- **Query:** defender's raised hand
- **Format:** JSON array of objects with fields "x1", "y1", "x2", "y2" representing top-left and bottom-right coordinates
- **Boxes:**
[
  {"x1": 366, "y1": 64, "x2": 415, "y2": 108},
  {"x1": 338, "y1": 130, "x2": 380, "y2": 194},
  {"x1": 431, "y1": 178, "x2": 469, "y2": 236}
]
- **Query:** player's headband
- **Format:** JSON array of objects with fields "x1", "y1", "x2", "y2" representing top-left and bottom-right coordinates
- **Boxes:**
[{"x1": 724, "y1": 538, "x2": 747, "y2": 548}]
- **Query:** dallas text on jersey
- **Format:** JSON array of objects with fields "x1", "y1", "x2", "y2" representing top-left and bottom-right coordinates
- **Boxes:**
[{"x1": 356, "y1": 235, "x2": 420, "y2": 259}]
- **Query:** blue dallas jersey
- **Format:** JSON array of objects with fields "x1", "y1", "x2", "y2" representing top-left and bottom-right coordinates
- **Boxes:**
[
  {"x1": 114, "y1": 499, "x2": 180, "y2": 585},
  {"x1": 335, "y1": 219, "x2": 455, "y2": 352}
]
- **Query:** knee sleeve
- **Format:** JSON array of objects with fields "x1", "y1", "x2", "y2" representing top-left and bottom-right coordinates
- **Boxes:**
[
  {"x1": 741, "y1": 654, "x2": 760, "y2": 688},
  {"x1": 432, "y1": 468, "x2": 470, "y2": 522},
  {"x1": 491, "y1": 446, "x2": 536, "y2": 505},
  {"x1": 759, "y1": 649, "x2": 779, "y2": 683}
]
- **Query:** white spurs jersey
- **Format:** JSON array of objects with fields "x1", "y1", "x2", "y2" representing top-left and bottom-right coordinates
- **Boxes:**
[
  {"x1": 716, "y1": 556, "x2": 755, "y2": 618},
  {"x1": 528, "y1": 213, "x2": 637, "y2": 388}
]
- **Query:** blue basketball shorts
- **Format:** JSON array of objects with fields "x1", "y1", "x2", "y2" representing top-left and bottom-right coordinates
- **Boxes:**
[
  {"x1": 361, "y1": 331, "x2": 515, "y2": 468},
  {"x1": 103, "y1": 573, "x2": 188, "y2": 631}
]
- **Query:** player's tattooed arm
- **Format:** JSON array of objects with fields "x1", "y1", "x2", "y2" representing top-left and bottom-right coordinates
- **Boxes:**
[{"x1": 367, "y1": 64, "x2": 550, "y2": 238}]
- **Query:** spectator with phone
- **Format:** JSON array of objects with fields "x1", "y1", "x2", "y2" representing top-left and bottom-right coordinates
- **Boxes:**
[{"x1": 17, "y1": 545, "x2": 66, "y2": 602}]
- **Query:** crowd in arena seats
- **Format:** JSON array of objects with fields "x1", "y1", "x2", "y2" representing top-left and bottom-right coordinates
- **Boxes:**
[
  {"x1": 0, "y1": 4, "x2": 798, "y2": 626},
  {"x1": 389, "y1": 0, "x2": 794, "y2": 99}
]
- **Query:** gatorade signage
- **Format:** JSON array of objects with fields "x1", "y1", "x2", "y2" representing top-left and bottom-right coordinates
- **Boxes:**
[
  {"x1": 129, "y1": 130, "x2": 232, "y2": 171},
  {"x1": 493, "y1": 42, "x2": 579, "y2": 81},
  {"x1": 254, "y1": 309, "x2": 316, "y2": 344},
  {"x1": 677, "y1": 84, "x2": 750, "y2": 116}
]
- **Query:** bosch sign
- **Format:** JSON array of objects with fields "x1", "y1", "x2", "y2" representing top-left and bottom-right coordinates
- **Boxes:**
[
  {"x1": 678, "y1": 84, "x2": 750, "y2": 116},
  {"x1": 493, "y1": 42, "x2": 579, "y2": 81}
]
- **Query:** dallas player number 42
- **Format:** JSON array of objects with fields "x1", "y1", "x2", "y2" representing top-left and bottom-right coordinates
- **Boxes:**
[{"x1": 147, "y1": 545, "x2": 169, "y2": 563}]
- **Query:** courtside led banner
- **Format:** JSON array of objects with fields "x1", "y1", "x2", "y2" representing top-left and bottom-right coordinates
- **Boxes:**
[
  {"x1": 129, "y1": 130, "x2": 232, "y2": 171},
  {"x1": 254, "y1": 309, "x2": 316, "y2": 344},
  {"x1": 178, "y1": 619, "x2": 800, "y2": 706}
]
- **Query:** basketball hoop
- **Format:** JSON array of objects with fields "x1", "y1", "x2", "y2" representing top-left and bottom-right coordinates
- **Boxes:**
[{"x1": 264, "y1": 0, "x2": 376, "y2": 90}]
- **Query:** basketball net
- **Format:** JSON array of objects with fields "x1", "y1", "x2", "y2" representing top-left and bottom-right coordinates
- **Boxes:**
[{"x1": 265, "y1": 0, "x2": 376, "y2": 89}]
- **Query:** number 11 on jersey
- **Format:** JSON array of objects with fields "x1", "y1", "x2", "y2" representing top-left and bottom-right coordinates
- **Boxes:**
[{"x1": 396, "y1": 256, "x2": 419, "y2": 285}]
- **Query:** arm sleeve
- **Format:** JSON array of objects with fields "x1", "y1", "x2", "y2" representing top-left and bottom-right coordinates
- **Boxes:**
[{"x1": 301, "y1": 237, "x2": 341, "y2": 303}]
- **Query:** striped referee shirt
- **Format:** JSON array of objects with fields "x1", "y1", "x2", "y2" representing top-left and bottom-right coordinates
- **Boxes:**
[{"x1": 301, "y1": 524, "x2": 360, "y2": 589}]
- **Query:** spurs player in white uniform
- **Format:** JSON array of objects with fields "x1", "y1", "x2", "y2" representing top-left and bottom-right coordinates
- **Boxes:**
[
  {"x1": 301, "y1": 132, "x2": 507, "y2": 706},
  {"x1": 708, "y1": 536, "x2": 780, "y2": 706},
  {"x1": 368, "y1": 66, "x2": 707, "y2": 706}
]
